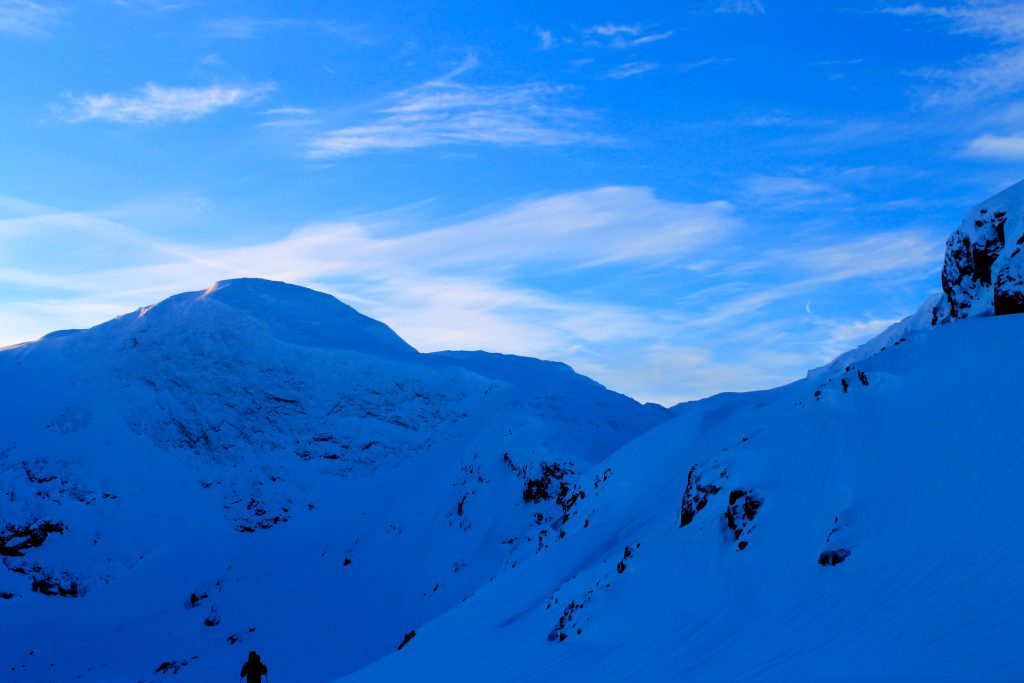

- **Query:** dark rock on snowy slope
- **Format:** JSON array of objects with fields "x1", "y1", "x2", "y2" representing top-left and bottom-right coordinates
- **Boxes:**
[{"x1": 936, "y1": 179, "x2": 1024, "y2": 321}]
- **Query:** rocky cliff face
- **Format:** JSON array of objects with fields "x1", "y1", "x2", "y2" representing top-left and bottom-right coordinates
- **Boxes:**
[
  {"x1": 935, "y1": 179, "x2": 1024, "y2": 322},
  {"x1": 806, "y1": 179, "x2": 1024, "y2": 380}
]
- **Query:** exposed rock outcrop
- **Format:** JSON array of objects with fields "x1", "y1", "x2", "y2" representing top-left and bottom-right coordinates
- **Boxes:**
[{"x1": 937, "y1": 180, "x2": 1024, "y2": 322}]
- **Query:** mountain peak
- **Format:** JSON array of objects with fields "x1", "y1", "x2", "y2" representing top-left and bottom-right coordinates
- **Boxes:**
[
  {"x1": 165, "y1": 277, "x2": 419, "y2": 357},
  {"x1": 5, "y1": 278, "x2": 418, "y2": 359}
]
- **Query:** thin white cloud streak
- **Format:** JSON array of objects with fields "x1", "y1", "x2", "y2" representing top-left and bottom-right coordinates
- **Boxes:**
[
  {"x1": 204, "y1": 16, "x2": 366, "y2": 41},
  {"x1": 264, "y1": 107, "x2": 313, "y2": 116},
  {"x1": 12, "y1": 188, "x2": 730, "y2": 288},
  {"x1": 536, "y1": 28, "x2": 554, "y2": 50},
  {"x1": 0, "y1": 185, "x2": 732, "y2": 302},
  {"x1": 0, "y1": 0, "x2": 56, "y2": 37},
  {"x1": 679, "y1": 57, "x2": 734, "y2": 73},
  {"x1": 59, "y1": 83, "x2": 274, "y2": 123},
  {"x1": 741, "y1": 174, "x2": 855, "y2": 211},
  {"x1": 112, "y1": 0, "x2": 190, "y2": 11},
  {"x1": 607, "y1": 62, "x2": 660, "y2": 79},
  {"x1": 716, "y1": 0, "x2": 766, "y2": 14},
  {"x1": 917, "y1": 48, "x2": 1024, "y2": 105},
  {"x1": 810, "y1": 58, "x2": 865, "y2": 67},
  {"x1": 586, "y1": 24, "x2": 642, "y2": 37},
  {"x1": 394, "y1": 187, "x2": 735, "y2": 270},
  {"x1": 206, "y1": 16, "x2": 296, "y2": 38},
  {"x1": 307, "y1": 66, "x2": 606, "y2": 157},
  {"x1": 882, "y1": 1, "x2": 1024, "y2": 41},
  {"x1": 685, "y1": 230, "x2": 940, "y2": 328},
  {"x1": 965, "y1": 133, "x2": 1024, "y2": 159},
  {"x1": 583, "y1": 23, "x2": 673, "y2": 49},
  {"x1": 885, "y1": 2, "x2": 1024, "y2": 104},
  {"x1": 745, "y1": 175, "x2": 834, "y2": 197},
  {"x1": 627, "y1": 31, "x2": 673, "y2": 46},
  {"x1": 783, "y1": 231, "x2": 941, "y2": 280},
  {"x1": 0, "y1": 195, "x2": 212, "y2": 261}
]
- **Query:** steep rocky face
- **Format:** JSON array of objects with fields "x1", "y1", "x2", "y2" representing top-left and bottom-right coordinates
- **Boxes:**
[
  {"x1": 807, "y1": 179, "x2": 1024, "y2": 382},
  {"x1": 936, "y1": 179, "x2": 1024, "y2": 322}
]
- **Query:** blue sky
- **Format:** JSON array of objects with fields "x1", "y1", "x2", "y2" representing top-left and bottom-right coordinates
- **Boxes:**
[{"x1": 2, "y1": 0, "x2": 1023, "y2": 404}]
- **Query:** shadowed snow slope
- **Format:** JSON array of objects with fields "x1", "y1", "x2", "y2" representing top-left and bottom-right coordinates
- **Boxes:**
[{"x1": 337, "y1": 312, "x2": 1024, "y2": 683}]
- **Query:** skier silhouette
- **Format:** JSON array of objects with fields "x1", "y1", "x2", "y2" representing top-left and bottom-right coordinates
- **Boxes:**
[{"x1": 240, "y1": 650, "x2": 268, "y2": 683}]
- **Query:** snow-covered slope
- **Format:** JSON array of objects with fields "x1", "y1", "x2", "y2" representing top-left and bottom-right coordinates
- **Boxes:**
[
  {"x1": 0, "y1": 278, "x2": 667, "y2": 682},
  {"x1": 337, "y1": 311, "x2": 1024, "y2": 682},
  {"x1": 806, "y1": 293, "x2": 941, "y2": 381}
]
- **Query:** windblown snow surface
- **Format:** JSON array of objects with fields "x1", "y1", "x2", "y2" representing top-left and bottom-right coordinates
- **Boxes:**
[{"x1": 4, "y1": 182, "x2": 1024, "y2": 683}]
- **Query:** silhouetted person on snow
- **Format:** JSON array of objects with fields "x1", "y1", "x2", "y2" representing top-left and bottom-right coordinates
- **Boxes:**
[{"x1": 240, "y1": 650, "x2": 268, "y2": 683}]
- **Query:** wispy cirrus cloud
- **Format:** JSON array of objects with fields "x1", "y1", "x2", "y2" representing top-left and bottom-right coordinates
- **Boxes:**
[
  {"x1": 679, "y1": 57, "x2": 734, "y2": 73},
  {"x1": 536, "y1": 28, "x2": 554, "y2": 50},
  {"x1": 884, "y1": 2, "x2": 1024, "y2": 104},
  {"x1": 307, "y1": 60, "x2": 606, "y2": 158},
  {"x1": 741, "y1": 175, "x2": 851, "y2": 208},
  {"x1": 111, "y1": 0, "x2": 190, "y2": 11},
  {"x1": 584, "y1": 23, "x2": 673, "y2": 49},
  {"x1": 264, "y1": 107, "x2": 313, "y2": 117},
  {"x1": 964, "y1": 133, "x2": 1024, "y2": 159},
  {"x1": 915, "y1": 47, "x2": 1024, "y2": 105},
  {"x1": 607, "y1": 61, "x2": 659, "y2": 79},
  {"x1": 58, "y1": 82, "x2": 274, "y2": 123},
  {"x1": 716, "y1": 0, "x2": 766, "y2": 14},
  {"x1": 746, "y1": 175, "x2": 834, "y2": 196},
  {"x1": 0, "y1": 0, "x2": 57, "y2": 37},
  {"x1": 204, "y1": 15, "x2": 368, "y2": 41},
  {"x1": 778, "y1": 231, "x2": 940, "y2": 280},
  {"x1": 884, "y1": 2, "x2": 1024, "y2": 166},
  {"x1": 682, "y1": 228, "x2": 940, "y2": 333},
  {"x1": 882, "y1": 1, "x2": 1024, "y2": 41}
]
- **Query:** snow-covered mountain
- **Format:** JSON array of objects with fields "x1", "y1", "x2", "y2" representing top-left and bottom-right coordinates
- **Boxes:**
[
  {"x1": 4, "y1": 180, "x2": 1024, "y2": 683},
  {"x1": 0, "y1": 278, "x2": 666, "y2": 682}
]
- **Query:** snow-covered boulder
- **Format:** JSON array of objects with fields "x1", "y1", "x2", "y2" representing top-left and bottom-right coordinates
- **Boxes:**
[{"x1": 937, "y1": 178, "x2": 1024, "y2": 321}]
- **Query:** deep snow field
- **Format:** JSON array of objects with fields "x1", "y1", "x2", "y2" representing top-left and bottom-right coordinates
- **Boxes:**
[{"x1": 3, "y1": 181, "x2": 1024, "y2": 683}]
